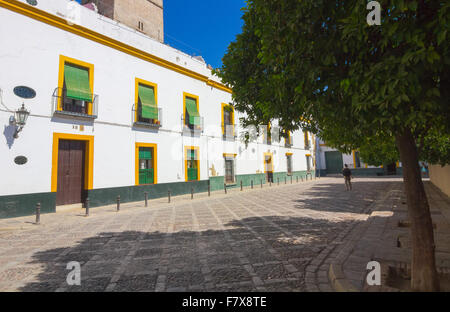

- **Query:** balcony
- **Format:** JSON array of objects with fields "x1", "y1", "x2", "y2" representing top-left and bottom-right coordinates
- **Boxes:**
[
  {"x1": 182, "y1": 115, "x2": 204, "y2": 133},
  {"x1": 52, "y1": 88, "x2": 98, "y2": 120},
  {"x1": 222, "y1": 123, "x2": 237, "y2": 140},
  {"x1": 132, "y1": 104, "x2": 162, "y2": 129}
]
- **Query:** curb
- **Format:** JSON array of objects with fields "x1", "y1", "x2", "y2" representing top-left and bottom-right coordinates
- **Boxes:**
[{"x1": 329, "y1": 263, "x2": 359, "y2": 292}]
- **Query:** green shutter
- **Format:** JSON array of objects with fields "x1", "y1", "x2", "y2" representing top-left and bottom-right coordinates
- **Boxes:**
[
  {"x1": 64, "y1": 64, "x2": 92, "y2": 102},
  {"x1": 139, "y1": 147, "x2": 152, "y2": 160},
  {"x1": 138, "y1": 84, "x2": 158, "y2": 119},
  {"x1": 187, "y1": 168, "x2": 198, "y2": 181},
  {"x1": 185, "y1": 97, "x2": 200, "y2": 125},
  {"x1": 139, "y1": 168, "x2": 154, "y2": 184}
]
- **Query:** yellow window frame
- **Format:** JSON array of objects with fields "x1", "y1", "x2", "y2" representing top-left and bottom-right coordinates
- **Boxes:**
[
  {"x1": 221, "y1": 103, "x2": 235, "y2": 136},
  {"x1": 183, "y1": 92, "x2": 199, "y2": 126},
  {"x1": 135, "y1": 78, "x2": 158, "y2": 122},
  {"x1": 135, "y1": 142, "x2": 158, "y2": 185},
  {"x1": 58, "y1": 55, "x2": 94, "y2": 115}
]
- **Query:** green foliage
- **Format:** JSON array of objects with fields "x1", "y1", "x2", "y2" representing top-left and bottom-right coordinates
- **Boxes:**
[{"x1": 217, "y1": 0, "x2": 450, "y2": 164}]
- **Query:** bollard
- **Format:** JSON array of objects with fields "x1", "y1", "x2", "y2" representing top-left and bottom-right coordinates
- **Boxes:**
[
  {"x1": 35, "y1": 203, "x2": 41, "y2": 225},
  {"x1": 85, "y1": 197, "x2": 90, "y2": 216},
  {"x1": 285, "y1": 177, "x2": 287, "y2": 184},
  {"x1": 144, "y1": 192, "x2": 148, "y2": 207},
  {"x1": 117, "y1": 195, "x2": 121, "y2": 212},
  {"x1": 251, "y1": 180, "x2": 253, "y2": 189},
  {"x1": 191, "y1": 187, "x2": 194, "y2": 200},
  {"x1": 291, "y1": 176, "x2": 293, "y2": 184},
  {"x1": 168, "y1": 190, "x2": 171, "y2": 203},
  {"x1": 224, "y1": 183, "x2": 227, "y2": 194},
  {"x1": 297, "y1": 176, "x2": 299, "y2": 183},
  {"x1": 240, "y1": 181, "x2": 243, "y2": 191},
  {"x1": 261, "y1": 180, "x2": 263, "y2": 188},
  {"x1": 277, "y1": 178, "x2": 279, "y2": 185},
  {"x1": 208, "y1": 183, "x2": 211, "y2": 197}
]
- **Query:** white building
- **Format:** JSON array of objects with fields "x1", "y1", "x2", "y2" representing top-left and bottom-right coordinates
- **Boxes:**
[{"x1": 0, "y1": 0, "x2": 315, "y2": 218}]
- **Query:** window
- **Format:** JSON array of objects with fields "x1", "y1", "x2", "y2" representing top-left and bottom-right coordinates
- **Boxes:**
[
  {"x1": 264, "y1": 123, "x2": 272, "y2": 145},
  {"x1": 136, "y1": 79, "x2": 159, "y2": 125},
  {"x1": 185, "y1": 147, "x2": 199, "y2": 181},
  {"x1": 354, "y1": 151, "x2": 361, "y2": 168},
  {"x1": 284, "y1": 130, "x2": 292, "y2": 147},
  {"x1": 135, "y1": 143, "x2": 157, "y2": 185},
  {"x1": 58, "y1": 56, "x2": 94, "y2": 116},
  {"x1": 223, "y1": 154, "x2": 236, "y2": 184},
  {"x1": 306, "y1": 154, "x2": 312, "y2": 171},
  {"x1": 222, "y1": 103, "x2": 235, "y2": 138},
  {"x1": 304, "y1": 131, "x2": 310, "y2": 149},
  {"x1": 138, "y1": 21, "x2": 144, "y2": 31},
  {"x1": 286, "y1": 154, "x2": 293, "y2": 175},
  {"x1": 184, "y1": 93, "x2": 201, "y2": 130}
]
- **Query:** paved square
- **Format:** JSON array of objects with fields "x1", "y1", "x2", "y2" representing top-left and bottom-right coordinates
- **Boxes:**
[{"x1": 0, "y1": 177, "x2": 401, "y2": 291}]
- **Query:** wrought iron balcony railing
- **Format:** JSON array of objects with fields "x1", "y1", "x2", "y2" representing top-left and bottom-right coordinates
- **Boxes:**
[
  {"x1": 52, "y1": 88, "x2": 98, "y2": 119},
  {"x1": 132, "y1": 104, "x2": 163, "y2": 128}
]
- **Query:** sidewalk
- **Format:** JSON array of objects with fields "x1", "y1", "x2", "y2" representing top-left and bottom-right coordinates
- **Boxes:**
[
  {"x1": 0, "y1": 177, "x2": 319, "y2": 233},
  {"x1": 327, "y1": 181, "x2": 450, "y2": 291}
]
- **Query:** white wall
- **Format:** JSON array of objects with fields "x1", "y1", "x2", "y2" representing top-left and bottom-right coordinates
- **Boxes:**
[{"x1": 0, "y1": 1, "x2": 314, "y2": 197}]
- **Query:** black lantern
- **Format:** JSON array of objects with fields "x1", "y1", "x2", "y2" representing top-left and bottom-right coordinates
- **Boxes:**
[{"x1": 13, "y1": 103, "x2": 30, "y2": 138}]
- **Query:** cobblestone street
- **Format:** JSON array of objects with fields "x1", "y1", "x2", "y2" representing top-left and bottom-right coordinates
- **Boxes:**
[{"x1": 0, "y1": 177, "x2": 402, "y2": 292}]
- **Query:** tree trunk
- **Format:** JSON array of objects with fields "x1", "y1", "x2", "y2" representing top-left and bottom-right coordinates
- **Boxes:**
[{"x1": 396, "y1": 128, "x2": 439, "y2": 291}]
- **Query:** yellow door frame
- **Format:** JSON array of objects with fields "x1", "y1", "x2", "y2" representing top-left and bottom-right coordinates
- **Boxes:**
[
  {"x1": 264, "y1": 152, "x2": 274, "y2": 173},
  {"x1": 135, "y1": 142, "x2": 158, "y2": 185},
  {"x1": 51, "y1": 133, "x2": 94, "y2": 192},
  {"x1": 185, "y1": 146, "x2": 200, "y2": 182}
]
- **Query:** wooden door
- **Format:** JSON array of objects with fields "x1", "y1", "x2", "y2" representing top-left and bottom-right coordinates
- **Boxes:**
[{"x1": 56, "y1": 140, "x2": 86, "y2": 205}]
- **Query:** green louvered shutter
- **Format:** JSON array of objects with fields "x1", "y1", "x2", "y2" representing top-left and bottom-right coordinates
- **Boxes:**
[
  {"x1": 138, "y1": 84, "x2": 158, "y2": 119},
  {"x1": 64, "y1": 64, "x2": 92, "y2": 102},
  {"x1": 139, "y1": 147, "x2": 154, "y2": 184},
  {"x1": 185, "y1": 97, "x2": 200, "y2": 125}
]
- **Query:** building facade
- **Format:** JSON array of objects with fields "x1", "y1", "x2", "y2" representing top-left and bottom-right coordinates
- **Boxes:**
[{"x1": 0, "y1": 0, "x2": 315, "y2": 219}]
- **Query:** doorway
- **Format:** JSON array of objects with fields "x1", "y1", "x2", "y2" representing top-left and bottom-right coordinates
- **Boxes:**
[{"x1": 56, "y1": 139, "x2": 86, "y2": 205}]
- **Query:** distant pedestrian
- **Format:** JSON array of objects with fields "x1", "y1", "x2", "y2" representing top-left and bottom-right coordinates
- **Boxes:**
[{"x1": 343, "y1": 164, "x2": 352, "y2": 191}]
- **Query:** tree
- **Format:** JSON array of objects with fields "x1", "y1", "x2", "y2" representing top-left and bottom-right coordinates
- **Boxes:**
[{"x1": 217, "y1": 0, "x2": 449, "y2": 291}]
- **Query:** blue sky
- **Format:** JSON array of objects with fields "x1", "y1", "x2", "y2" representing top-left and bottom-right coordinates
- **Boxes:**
[{"x1": 163, "y1": 0, "x2": 247, "y2": 69}]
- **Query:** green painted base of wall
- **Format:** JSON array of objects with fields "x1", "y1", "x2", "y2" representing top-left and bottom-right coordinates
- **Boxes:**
[
  {"x1": 0, "y1": 192, "x2": 56, "y2": 219},
  {"x1": 87, "y1": 180, "x2": 209, "y2": 208}
]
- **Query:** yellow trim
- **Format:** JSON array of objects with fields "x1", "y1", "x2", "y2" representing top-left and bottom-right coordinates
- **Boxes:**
[
  {"x1": 51, "y1": 133, "x2": 94, "y2": 193},
  {"x1": 223, "y1": 153, "x2": 237, "y2": 158},
  {"x1": 365, "y1": 163, "x2": 368, "y2": 168},
  {"x1": 183, "y1": 92, "x2": 199, "y2": 126},
  {"x1": 0, "y1": 0, "x2": 232, "y2": 94},
  {"x1": 286, "y1": 152, "x2": 293, "y2": 156},
  {"x1": 305, "y1": 154, "x2": 312, "y2": 157},
  {"x1": 319, "y1": 143, "x2": 327, "y2": 147},
  {"x1": 135, "y1": 78, "x2": 158, "y2": 122},
  {"x1": 58, "y1": 55, "x2": 94, "y2": 115},
  {"x1": 135, "y1": 143, "x2": 158, "y2": 185},
  {"x1": 396, "y1": 161, "x2": 400, "y2": 168},
  {"x1": 185, "y1": 146, "x2": 200, "y2": 182},
  {"x1": 263, "y1": 152, "x2": 273, "y2": 173},
  {"x1": 262, "y1": 122, "x2": 271, "y2": 144},
  {"x1": 221, "y1": 103, "x2": 235, "y2": 136},
  {"x1": 352, "y1": 150, "x2": 357, "y2": 168},
  {"x1": 304, "y1": 131, "x2": 309, "y2": 148},
  {"x1": 286, "y1": 131, "x2": 292, "y2": 145}
]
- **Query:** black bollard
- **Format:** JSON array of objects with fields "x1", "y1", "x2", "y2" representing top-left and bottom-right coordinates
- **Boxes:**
[
  {"x1": 85, "y1": 197, "x2": 90, "y2": 216},
  {"x1": 208, "y1": 183, "x2": 211, "y2": 197},
  {"x1": 168, "y1": 190, "x2": 171, "y2": 203},
  {"x1": 191, "y1": 187, "x2": 194, "y2": 199},
  {"x1": 144, "y1": 192, "x2": 148, "y2": 207},
  {"x1": 297, "y1": 176, "x2": 299, "y2": 183},
  {"x1": 240, "y1": 181, "x2": 243, "y2": 191},
  {"x1": 285, "y1": 177, "x2": 287, "y2": 184},
  {"x1": 261, "y1": 180, "x2": 263, "y2": 188},
  {"x1": 117, "y1": 195, "x2": 121, "y2": 212},
  {"x1": 251, "y1": 180, "x2": 253, "y2": 189},
  {"x1": 224, "y1": 183, "x2": 227, "y2": 194},
  {"x1": 35, "y1": 203, "x2": 41, "y2": 225}
]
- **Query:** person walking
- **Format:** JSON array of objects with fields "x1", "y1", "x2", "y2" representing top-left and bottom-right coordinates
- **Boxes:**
[{"x1": 343, "y1": 164, "x2": 353, "y2": 191}]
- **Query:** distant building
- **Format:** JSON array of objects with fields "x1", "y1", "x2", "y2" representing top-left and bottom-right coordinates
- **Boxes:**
[{"x1": 82, "y1": 0, "x2": 164, "y2": 42}]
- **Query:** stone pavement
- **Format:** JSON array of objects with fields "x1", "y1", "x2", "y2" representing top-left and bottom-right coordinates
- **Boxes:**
[
  {"x1": 328, "y1": 181, "x2": 450, "y2": 292},
  {"x1": 0, "y1": 176, "x2": 402, "y2": 292}
]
